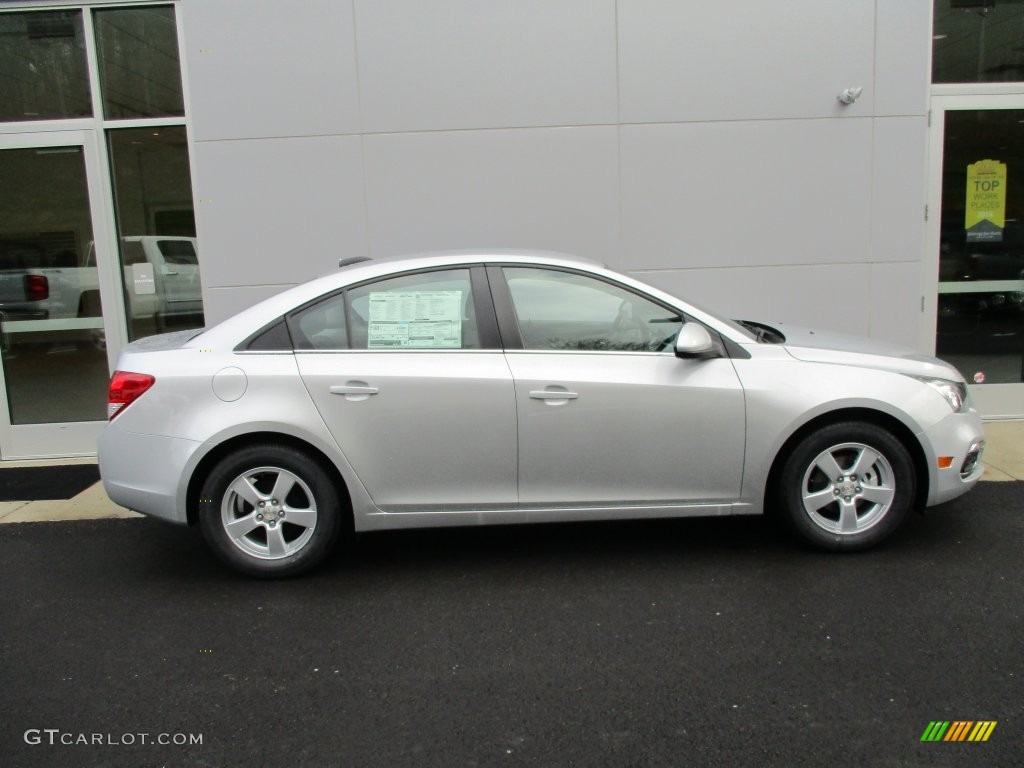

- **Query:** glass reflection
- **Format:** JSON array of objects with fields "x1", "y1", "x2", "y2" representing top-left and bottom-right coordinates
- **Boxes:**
[
  {"x1": 107, "y1": 127, "x2": 203, "y2": 341},
  {"x1": 0, "y1": 11, "x2": 92, "y2": 122},
  {"x1": 93, "y1": 5, "x2": 184, "y2": 119},
  {"x1": 933, "y1": 1, "x2": 1024, "y2": 84},
  {"x1": 0, "y1": 147, "x2": 108, "y2": 424}
]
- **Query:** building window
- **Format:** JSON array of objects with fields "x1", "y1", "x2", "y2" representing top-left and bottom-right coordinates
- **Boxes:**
[
  {"x1": 0, "y1": 11, "x2": 92, "y2": 121},
  {"x1": 93, "y1": 5, "x2": 185, "y2": 119},
  {"x1": 107, "y1": 126, "x2": 202, "y2": 340},
  {"x1": 933, "y1": 0, "x2": 1024, "y2": 83}
]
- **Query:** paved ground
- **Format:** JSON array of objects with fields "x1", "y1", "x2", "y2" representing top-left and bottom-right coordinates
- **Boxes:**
[{"x1": 1, "y1": 480, "x2": 1021, "y2": 767}]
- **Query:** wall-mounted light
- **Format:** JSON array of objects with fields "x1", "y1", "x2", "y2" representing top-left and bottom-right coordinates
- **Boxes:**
[{"x1": 837, "y1": 86, "x2": 863, "y2": 105}]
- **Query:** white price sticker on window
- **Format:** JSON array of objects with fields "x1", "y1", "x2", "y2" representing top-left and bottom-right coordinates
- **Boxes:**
[{"x1": 367, "y1": 290, "x2": 462, "y2": 348}]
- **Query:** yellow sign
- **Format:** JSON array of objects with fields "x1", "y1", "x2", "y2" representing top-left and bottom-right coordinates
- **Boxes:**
[{"x1": 965, "y1": 159, "x2": 1007, "y2": 242}]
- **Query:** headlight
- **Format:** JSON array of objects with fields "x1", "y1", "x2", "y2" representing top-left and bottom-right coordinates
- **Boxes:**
[{"x1": 912, "y1": 377, "x2": 968, "y2": 413}]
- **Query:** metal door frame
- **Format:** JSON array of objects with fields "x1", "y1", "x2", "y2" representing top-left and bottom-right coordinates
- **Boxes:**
[
  {"x1": 925, "y1": 92, "x2": 1024, "y2": 419},
  {"x1": 0, "y1": 130, "x2": 127, "y2": 458}
]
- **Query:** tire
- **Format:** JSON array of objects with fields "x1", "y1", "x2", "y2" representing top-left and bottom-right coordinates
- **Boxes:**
[
  {"x1": 198, "y1": 443, "x2": 345, "y2": 577},
  {"x1": 777, "y1": 421, "x2": 915, "y2": 551}
]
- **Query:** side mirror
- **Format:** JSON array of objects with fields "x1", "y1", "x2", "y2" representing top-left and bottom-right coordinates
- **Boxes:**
[{"x1": 674, "y1": 323, "x2": 718, "y2": 359}]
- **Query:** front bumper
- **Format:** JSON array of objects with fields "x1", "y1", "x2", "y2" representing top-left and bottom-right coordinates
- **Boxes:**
[{"x1": 920, "y1": 409, "x2": 986, "y2": 507}]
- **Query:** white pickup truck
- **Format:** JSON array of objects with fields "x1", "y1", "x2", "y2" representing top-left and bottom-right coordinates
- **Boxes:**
[{"x1": 0, "y1": 236, "x2": 203, "y2": 349}]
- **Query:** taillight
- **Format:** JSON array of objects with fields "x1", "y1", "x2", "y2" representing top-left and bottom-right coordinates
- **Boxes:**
[
  {"x1": 24, "y1": 274, "x2": 48, "y2": 301},
  {"x1": 108, "y1": 371, "x2": 155, "y2": 420}
]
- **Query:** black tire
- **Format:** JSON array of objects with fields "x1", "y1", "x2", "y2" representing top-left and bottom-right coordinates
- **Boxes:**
[
  {"x1": 777, "y1": 421, "x2": 915, "y2": 551},
  {"x1": 198, "y1": 443, "x2": 345, "y2": 577}
]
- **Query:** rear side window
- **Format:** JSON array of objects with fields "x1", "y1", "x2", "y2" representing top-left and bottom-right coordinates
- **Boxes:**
[
  {"x1": 348, "y1": 269, "x2": 478, "y2": 350},
  {"x1": 289, "y1": 268, "x2": 482, "y2": 351},
  {"x1": 244, "y1": 319, "x2": 292, "y2": 351},
  {"x1": 290, "y1": 293, "x2": 349, "y2": 350}
]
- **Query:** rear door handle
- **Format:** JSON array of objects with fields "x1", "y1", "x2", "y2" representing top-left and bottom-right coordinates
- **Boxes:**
[
  {"x1": 330, "y1": 385, "x2": 379, "y2": 395},
  {"x1": 330, "y1": 382, "x2": 379, "y2": 401}
]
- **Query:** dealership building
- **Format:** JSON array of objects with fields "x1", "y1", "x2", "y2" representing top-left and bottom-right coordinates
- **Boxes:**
[{"x1": 0, "y1": 0, "x2": 1021, "y2": 459}]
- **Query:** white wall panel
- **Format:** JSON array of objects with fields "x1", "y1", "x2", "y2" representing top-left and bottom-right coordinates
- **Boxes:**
[
  {"x1": 872, "y1": 117, "x2": 928, "y2": 263},
  {"x1": 875, "y1": 0, "x2": 931, "y2": 116},
  {"x1": 362, "y1": 127, "x2": 620, "y2": 261},
  {"x1": 618, "y1": 0, "x2": 875, "y2": 123},
  {"x1": 179, "y1": 0, "x2": 934, "y2": 351},
  {"x1": 355, "y1": 0, "x2": 617, "y2": 132},
  {"x1": 193, "y1": 136, "x2": 368, "y2": 292},
  {"x1": 631, "y1": 264, "x2": 872, "y2": 337},
  {"x1": 205, "y1": 286, "x2": 294, "y2": 326},
  {"x1": 184, "y1": 0, "x2": 360, "y2": 140},
  {"x1": 869, "y1": 261, "x2": 921, "y2": 346},
  {"x1": 619, "y1": 120, "x2": 873, "y2": 271}
]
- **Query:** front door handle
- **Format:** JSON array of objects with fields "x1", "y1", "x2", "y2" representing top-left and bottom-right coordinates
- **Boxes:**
[
  {"x1": 330, "y1": 382, "x2": 379, "y2": 402},
  {"x1": 529, "y1": 389, "x2": 578, "y2": 406}
]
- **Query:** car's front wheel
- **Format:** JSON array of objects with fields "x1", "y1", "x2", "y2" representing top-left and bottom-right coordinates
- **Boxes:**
[
  {"x1": 778, "y1": 422, "x2": 915, "y2": 551},
  {"x1": 198, "y1": 444, "x2": 344, "y2": 577}
]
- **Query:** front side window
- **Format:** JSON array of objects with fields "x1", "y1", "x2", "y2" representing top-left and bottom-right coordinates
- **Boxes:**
[
  {"x1": 503, "y1": 267, "x2": 683, "y2": 352},
  {"x1": 290, "y1": 268, "x2": 481, "y2": 351}
]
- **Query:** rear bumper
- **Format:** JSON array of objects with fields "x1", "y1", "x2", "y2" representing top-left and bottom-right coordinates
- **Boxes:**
[
  {"x1": 921, "y1": 409, "x2": 986, "y2": 507},
  {"x1": 98, "y1": 425, "x2": 200, "y2": 524}
]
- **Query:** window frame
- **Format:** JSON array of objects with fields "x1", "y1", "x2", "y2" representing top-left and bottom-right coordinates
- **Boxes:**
[{"x1": 258, "y1": 264, "x2": 502, "y2": 354}]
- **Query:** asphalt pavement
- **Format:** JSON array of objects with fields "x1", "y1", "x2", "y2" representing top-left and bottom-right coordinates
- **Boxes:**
[{"x1": 1, "y1": 481, "x2": 1022, "y2": 768}]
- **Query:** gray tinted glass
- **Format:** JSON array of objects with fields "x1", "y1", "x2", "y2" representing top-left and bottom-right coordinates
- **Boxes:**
[
  {"x1": 107, "y1": 126, "x2": 203, "y2": 341},
  {"x1": 94, "y1": 5, "x2": 184, "y2": 119},
  {"x1": 934, "y1": 1, "x2": 1024, "y2": 83},
  {"x1": 504, "y1": 267, "x2": 682, "y2": 352},
  {"x1": 0, "y1": 11, "x2": 92, "y2": 121},
  {"x1": 0, "y1": 146, "x2": 108, "y2": 423},
  {"x1": 936, "y1": 109, "x2": 1024, "y2": 385},
  {"x1": 291, "y1": 294, "x2": 349, "y2": 351}
]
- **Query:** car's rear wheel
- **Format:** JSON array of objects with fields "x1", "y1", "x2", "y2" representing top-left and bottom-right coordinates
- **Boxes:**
[
  {"x1": 778, "y1": 421, "x2": 915, "y2": 551},
  {"x1": 198, "y1": 444, "x2": 344, "y2": 577}
]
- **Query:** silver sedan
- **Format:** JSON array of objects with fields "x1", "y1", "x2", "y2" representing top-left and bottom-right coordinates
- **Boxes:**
[{"x1": 99, "y1": 252, "x2": 986, "y2": 577}]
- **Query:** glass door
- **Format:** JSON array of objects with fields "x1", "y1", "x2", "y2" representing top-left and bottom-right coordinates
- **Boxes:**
[
  {"x1": 928, "y1": 96, "x2": 1024, "y2": 418},
  {"x1": 0, "y1": 131, "x2": 121, "y2": 457}
]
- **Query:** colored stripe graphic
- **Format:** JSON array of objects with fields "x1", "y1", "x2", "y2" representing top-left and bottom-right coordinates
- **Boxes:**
[
  {"x1": 969, "y1": 722, "x2": 997, "y2": 742},
  {"x1": 921, "y1": 721, "x2": 950, "y2": 742},
  {"x1": 945, "y1": 721, "x2": 972, "y2": 741},
  {"x1": 921, "y1": 721, "x2": 996, "y2": 742}
]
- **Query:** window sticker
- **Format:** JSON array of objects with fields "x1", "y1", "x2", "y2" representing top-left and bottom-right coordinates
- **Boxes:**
[{"x1": 367, "y1": 290, "x2": 463, "y2": 348}]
